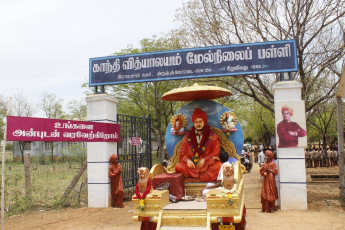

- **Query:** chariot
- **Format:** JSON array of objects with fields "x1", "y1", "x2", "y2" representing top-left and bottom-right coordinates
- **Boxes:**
[{"x1": 132, "y1": 84, "x2": 246, "y2": 230}]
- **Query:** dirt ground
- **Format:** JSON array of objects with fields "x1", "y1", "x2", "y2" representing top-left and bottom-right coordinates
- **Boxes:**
[{"x1": 6, "y1": 163, "x2": 345, "y2": 230}]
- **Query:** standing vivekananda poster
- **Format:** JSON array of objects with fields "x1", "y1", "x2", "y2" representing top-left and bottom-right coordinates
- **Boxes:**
[{"x1": 275, "y1": 101, "x2": 307, "y2": 148}]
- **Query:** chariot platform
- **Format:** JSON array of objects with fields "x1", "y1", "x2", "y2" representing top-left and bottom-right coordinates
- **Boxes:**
[{"x1": 132, "y1": 161, "x2": 246, "y2": 230}]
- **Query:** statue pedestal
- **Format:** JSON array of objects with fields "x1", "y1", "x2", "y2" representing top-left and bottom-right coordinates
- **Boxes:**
[
  {"x1": 273, "y1": 81, "x2": 308, "y2": 210},
  {"x1": 86, "y1": 94, "x2": 118, "y2": 208}
]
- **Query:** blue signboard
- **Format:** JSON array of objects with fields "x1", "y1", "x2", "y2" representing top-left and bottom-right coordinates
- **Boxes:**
[{"x1": 89, "y1": 40, "x2": 298, "y2": 86}]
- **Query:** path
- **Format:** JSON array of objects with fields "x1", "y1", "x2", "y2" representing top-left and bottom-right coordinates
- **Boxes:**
[{"x1": 6, "y1": 163, "x2": 345, "y2": 230}]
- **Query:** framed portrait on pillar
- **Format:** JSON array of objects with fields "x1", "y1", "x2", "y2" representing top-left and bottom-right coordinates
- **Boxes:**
[{"x1": 275, "y1": 101, "x2": 307, "y2": 148}]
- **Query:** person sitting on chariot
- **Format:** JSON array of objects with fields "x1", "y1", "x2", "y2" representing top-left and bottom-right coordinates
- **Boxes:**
[{"x1": 175, "y1": 108, "x2": 223, "y2": 182}]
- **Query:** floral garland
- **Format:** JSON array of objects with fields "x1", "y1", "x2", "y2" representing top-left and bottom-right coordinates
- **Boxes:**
[
  {"x1": 135, "y1": 178, "x2": 152, "y2": 211},
  {"x1": 186, "y1": 125, "x2": 213, "y2": 164}
]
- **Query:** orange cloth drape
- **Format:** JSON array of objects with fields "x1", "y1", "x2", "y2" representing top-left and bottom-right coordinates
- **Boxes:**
[
  {"x1": 109, "y1": 162, "x2": 124, "y2": 207},
  {"x1": 259, "y1": 161, "x2": 278, "y2": 212},
  {"x1": 175, "y1": 128, "x2": 222, "y2": 182}
]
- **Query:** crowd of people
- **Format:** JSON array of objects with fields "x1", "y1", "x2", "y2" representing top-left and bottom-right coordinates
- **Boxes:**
[
  {"x1": 304, "y1": 145, "x2": 339, "y2": 168},
  {"x1": 252, "y1": 145, "x2": 277, "y2": 167}
]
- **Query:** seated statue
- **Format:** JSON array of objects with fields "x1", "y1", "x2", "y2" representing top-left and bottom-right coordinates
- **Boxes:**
[
  {"x1": 222, "y1": 162, "x2": 235, "y2": 190},
  {"x1": 175, "y1": 108, "x2": 223, "y2": 182}
]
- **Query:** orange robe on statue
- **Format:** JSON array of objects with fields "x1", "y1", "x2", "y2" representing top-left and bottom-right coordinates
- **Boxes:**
[
  {"x1": 259, "y1": 151, "x2": 278, "y2": 213},
  {"x1": 175, "y1": 125, "x2": 222, "y2": 182},
  {"x1": 109, "y1": 154, "x2": 124, "y2": 208}
]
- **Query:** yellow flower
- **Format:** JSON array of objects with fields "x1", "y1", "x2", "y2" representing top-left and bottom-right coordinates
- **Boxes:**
[
  {"x1": 195, "y1": 153, "x2": 199, "y2": 157},
  {"x1": 140, "y1": 199, "x2": 144, "y2": 206},
  {"x1": 227, "y1": 193, "x2": 232, "y2": 199}
]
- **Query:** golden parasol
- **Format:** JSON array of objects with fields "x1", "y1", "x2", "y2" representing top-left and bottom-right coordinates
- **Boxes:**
[{"x1": 161, "y1": 83, "x2": 232, "y2": 101}]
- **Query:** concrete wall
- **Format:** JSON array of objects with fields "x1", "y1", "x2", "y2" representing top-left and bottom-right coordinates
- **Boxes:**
[
  {"x1": 86, "y1": 94, "x2": 118, "y2": 208},
  {"x1": 273, "y1": 81, "x2": 308, "y2": 210}
]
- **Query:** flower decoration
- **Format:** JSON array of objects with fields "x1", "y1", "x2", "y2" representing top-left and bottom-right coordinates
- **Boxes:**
[
  {"x1": 139, "y1": 199, "x2": 145, "y2": 211},
  {"x1": 135, "y1": 177, "x2": 152, "y2": 211},
  {"x1": 227, "y1": 192, "x2": 233, "y2": 206},
  {"x1": 186, "y1": 127, "x2": 215, "y2": 165},
  {"x1": 193, "y1": 153, "x2": 199, "y2": 164}
]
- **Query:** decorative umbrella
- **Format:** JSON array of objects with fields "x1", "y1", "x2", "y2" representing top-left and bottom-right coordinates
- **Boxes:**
[{"x1": 161, "y1": 83, "x2": 232, "y2": 101}]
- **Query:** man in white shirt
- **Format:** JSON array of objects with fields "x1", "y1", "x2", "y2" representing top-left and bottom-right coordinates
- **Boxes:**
[{"x1": 258, "y1": 150, "x2": 265, "y2": 167}]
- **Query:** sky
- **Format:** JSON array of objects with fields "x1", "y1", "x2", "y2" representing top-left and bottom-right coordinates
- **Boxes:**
[{"x1": 0, "y1": 0, "x2": 185, "y2": 115}]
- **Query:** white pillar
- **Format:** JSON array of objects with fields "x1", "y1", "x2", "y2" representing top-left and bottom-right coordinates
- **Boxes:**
[
  {"x1": 273, "y1": 81, "x2": 308, "y2": 210},
  {"x1": 86, "y1": 94, "x2": 118, "y2": 208}
]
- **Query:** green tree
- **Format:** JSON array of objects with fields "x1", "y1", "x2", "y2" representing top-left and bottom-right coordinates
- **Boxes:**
[
  {"x1": 108, "y1": 37, "x2": 188, "y2": 161},
  {"x1": 39, "y1": 93, "x2": 65, "y2": 162},
  {"x1": 67, "y1": 99, "x2": 87, "y2": 121},
  {"x1": 307, "y1": 99, "x2": 338, "y2": 151},
  {"x1": 39, "y1": 93, "x2": 64, "y2": 119},
  {"x1": 175, "y1": 0, "x2": 345, "y2": 115},
  {"x1": 241, "y1": 101, "x2": 275, "y2": 147},
  {"x1": 11, "y1": 93, "x2": 36, "y2": 164},
  {"x1": 0, "y1": 93, "x2": 36, "y2": 163},
  {"x1": 0, "y1": 95, "x2": 8, "y2": 140}
]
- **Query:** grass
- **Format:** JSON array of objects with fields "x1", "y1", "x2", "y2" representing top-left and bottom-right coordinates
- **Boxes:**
[
  {"x1": 0, "y1": 159, "x2": 88, "y2": 216},
  {"x1": 0, "y1": 149, "x2": 158, "y2": 216}
]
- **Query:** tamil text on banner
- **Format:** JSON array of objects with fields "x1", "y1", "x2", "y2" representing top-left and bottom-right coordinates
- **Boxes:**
[
  {"x1": 7, "y1": 116, "x2": 121, "y2": 142},
  {"x1": 89, "y1": 39, "x2": 298, "y2": 86}
]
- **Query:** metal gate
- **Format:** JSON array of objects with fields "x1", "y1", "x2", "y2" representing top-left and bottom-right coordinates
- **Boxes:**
[{"x1": 117, "y1": 114, "x2": 152, "y2": 199}]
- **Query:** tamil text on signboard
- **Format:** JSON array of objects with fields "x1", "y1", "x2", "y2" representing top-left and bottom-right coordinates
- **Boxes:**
[
  {"x1": 89, "y1": 39, "x2": 298, "y2": 86},
  {"x1": 7, "y1": 116, "x2": 121, "y2": 142}
]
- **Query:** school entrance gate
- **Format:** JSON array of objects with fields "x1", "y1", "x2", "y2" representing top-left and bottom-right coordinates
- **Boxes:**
[
  {"x1": 88, "y1": 40, "x2": 308, "y2": 210},
  {"x1": 117, "y1": 113, "x2": 152, "y2": 200},
  {"x1": 86, "y1": 94, "x2": 153, "y2": 207}
]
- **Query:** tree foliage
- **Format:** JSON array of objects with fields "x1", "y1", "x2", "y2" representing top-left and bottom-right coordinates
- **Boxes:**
[
  {"x1": 0, "y1": 94, "x2": 36, "y2": 162},
  {"x1": 307, "y1": 99, "x2": 338, "y2": 146},
  {"x1": 108, "y1": 37, "x2": 189, "y2": 161},
  {"x1": 39, "y1": 93, "x2": 64, "y2": 119},
  {"x1": 39, "y1": 93, "x2": 65, "y2": 162},
  {"x1": 175, "y1": 0, "x2": 345, "y2": 115},
  {"x1": 169, "y1": 0, "x2": 345, "y2": 147},
  {"x1": 67, "y1": 99, "x2": 87, "y2": 121}
]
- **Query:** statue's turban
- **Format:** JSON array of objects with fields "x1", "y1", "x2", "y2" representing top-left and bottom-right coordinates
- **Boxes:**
[
  {"x1": 192, "y1": 108, "x2": 208, "y2": 124},
  {"x1": 265, "y1": 150, "x2": 274, "y2": 160},
  {"x1": 109, "y1": 154, "x2": 118, "y2": 163}
]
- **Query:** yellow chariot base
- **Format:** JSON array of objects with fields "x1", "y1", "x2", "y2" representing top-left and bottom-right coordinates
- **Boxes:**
[{"x1": 132, "y1": 161, "x2": 246, "y2": 230}]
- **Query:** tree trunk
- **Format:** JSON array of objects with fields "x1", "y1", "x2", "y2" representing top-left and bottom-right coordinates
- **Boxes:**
[
  {"x1": 323, "y1": 135, "x2": 328, "y2": 166},
  {"x1": 19, "y1": 141, "x2": 25, "y2": 164},
  {"x1": 50, "y1": 142, "x2": 54, "y2": 163},
  {"x1": 24, "y1": 152, "x2": 31, "y2": 201},
  {"x1": 336, "y1": 96, "x2": 345, "y2": 200}
]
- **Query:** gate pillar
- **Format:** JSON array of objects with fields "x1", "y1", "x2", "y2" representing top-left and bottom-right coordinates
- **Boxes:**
[
  {"x1": 273, "y1": 81, "x2": 308, "y2": 210},
  {"x1": 86, "y1": 94, "x2": 118, "y2": 208}
]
